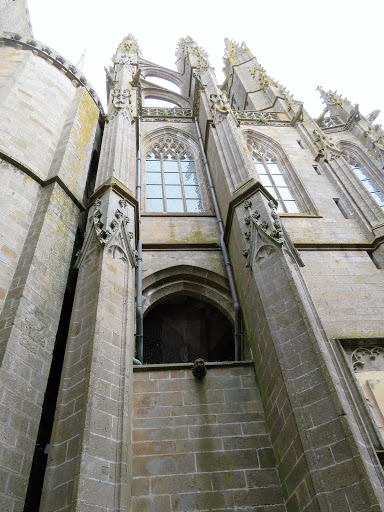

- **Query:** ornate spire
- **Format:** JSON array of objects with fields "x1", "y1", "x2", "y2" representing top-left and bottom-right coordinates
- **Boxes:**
[
  {"x1": 112, "y1": 34, "x2": 140, "y2": 65},
  {"x1": 316, "y1": 86, "x2": 353, "y2": 110},
  {"x1": 223, "y1": 39, "x2": 254, "y2": 76},
  {"x1": 76, "y1": 49, "x2": 86, "y2": 71},
  {"x1": 177, "y1": 36, "x2": 210, "y2": 67}
]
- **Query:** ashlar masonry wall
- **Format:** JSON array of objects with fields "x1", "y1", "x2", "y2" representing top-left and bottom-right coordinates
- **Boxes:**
[{"x1": 131, "y1": 363, "x2": 286, "y2": 512}]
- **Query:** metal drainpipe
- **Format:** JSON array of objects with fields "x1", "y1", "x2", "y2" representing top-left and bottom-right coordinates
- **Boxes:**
[
  {"x1": 194, "y1": 117, "x2": 242, "y2": 361},
  {"x1": 135, "y1": 116, "x2": 143, "y2": 364}
]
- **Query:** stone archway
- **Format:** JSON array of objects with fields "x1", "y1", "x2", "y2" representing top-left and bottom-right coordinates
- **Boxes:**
[
  {"x1": 143, "y1": 295, "x2": 234, "y2": 364},
  {"x1": 142, "y1": 265, "x2": 235, "y2": 363}
]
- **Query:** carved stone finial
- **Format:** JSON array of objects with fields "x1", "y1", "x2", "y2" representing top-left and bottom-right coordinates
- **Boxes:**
[
  {"x1": 119, "y1": 199, "x2": 129, "y2": 209},
  {"x1": 364, "y1": 124, "x2": 384, "y2": 151},
  {"x1": 366, "y1": 109, "x2": 381, "y2": 124},
  {"x1": 316, "y1": 86, "x2": 353, "y2": 110},
  {"x1": 177, "y1": 37, "x2": 210, "y2": 67},
  {"x1": 191, "y1": 358, "x2": 207, "y2": 380},
  {"x1": 112, "y1": 34, "x2": 140, "y2": 65}
]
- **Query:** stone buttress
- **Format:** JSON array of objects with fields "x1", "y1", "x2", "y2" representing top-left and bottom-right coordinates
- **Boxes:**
[
  {"x1": 0, "y1": 4, "x2": 102, "y2": 509},
  {"x1": 39, "y1": 36, "x2": 139, "y2": 512}
]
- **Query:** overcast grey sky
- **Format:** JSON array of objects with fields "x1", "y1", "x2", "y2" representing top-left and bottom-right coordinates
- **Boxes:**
[{"x1": 27, "y1": 0, "x2": 383, "y2": 123}]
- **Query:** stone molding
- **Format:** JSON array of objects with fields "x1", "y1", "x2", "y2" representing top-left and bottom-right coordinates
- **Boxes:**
[
  {"x1": 0, "y1": 151, "x2": 85, "y2": 211},
  {"x1": 133, "y1": 360, "x2": 254, "y2": 371},
  {"x1": 233, "y1": 106, "x2": 303, "y2": 127},
  {"x1": 142, "y1": 243, "x2": 219, "y2": 251},
  {"x1": 0, "y1": 32, "x2": 104, "y2": 114}
]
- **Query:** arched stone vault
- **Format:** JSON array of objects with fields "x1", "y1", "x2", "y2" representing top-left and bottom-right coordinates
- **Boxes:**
[{"x1": 142, "y1": 264, "x2": 234, "y2": 322}]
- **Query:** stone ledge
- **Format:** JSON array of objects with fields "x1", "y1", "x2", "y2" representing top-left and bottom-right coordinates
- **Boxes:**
[
  {"x1": 0, "y1": 151, "x2": 85, "y2": 211},
  {"x1": 133, "y1": 361, "x2": 254, "y2": 372}
]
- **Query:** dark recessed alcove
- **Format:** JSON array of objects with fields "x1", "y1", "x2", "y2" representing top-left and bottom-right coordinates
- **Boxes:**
[{"x1": 143, "y1": 296, "x2": 234, "y2": 364}]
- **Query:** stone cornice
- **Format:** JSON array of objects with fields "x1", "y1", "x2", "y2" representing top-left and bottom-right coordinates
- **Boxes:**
[
  {"x1": 0, "y1": 32, "x2": 104, "y2": 115},
  {"x1": 294, "y1": 237, "x2": 384, "y2": 252},
  {"x1": 133, "y1": 360, "x2": 254, "y2": 371},
  {"x1": 142, "y1": 243, "x2": 220, "y2": 251},
  {"x1": 0, "y1": 149, "x2": 85, "y2": 211}
]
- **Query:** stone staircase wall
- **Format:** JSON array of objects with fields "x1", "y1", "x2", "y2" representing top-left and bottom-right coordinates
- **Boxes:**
[{"x1": 131, "y1": 363, "x2": 286, "y2": 512}]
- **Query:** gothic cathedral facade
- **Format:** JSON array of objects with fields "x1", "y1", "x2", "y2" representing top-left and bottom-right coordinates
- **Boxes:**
[{"x1": 1, "y1": 2, "x2": 384, "y2": 511}]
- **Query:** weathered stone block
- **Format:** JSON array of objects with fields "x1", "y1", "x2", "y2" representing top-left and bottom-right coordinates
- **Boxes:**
[{"x1": 132, "y1": 453, "x2": 196, "y2": 477}]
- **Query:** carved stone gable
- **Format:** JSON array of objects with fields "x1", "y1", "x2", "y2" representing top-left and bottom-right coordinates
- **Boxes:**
[
  {"x1": 75, "y1": 195, "x2": 137, "y2": 269},
  {"x1": 242, "y1": 200, "x2": 283, "y2": 267}
]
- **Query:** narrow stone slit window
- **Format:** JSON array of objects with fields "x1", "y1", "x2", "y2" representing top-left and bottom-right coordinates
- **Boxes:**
[
  {"x1": 313, "y1": 165, "x2": 321, "y2": 175},
  {"x1": 333, "y1": 197, "x2": 349, "y2": 219},
  {"x1": 297, "y1": 140, "x2": 306, "y2": 149}
]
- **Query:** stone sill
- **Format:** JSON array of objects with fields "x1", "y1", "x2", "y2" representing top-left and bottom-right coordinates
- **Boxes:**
[
  {"x1": 279, "y1": 214, "x2": 323, "y2": 218},
  {"x1": 133, "y1": 360, "x2": 254, "y2": 371},
  {"x1": 141, "y1": 213, "x2": 216, "y2": 217}
]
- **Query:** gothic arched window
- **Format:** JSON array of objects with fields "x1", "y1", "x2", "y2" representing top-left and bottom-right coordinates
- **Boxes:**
[
  {"x1": 249, "y1": 143, "x2": 300, "y2": 213},
  {"x1": 145, "y1": 136, "x2": 203, "y2": 213},
  {"x1": 344, "y1": 152, "x2": 384, "y2": 210}
]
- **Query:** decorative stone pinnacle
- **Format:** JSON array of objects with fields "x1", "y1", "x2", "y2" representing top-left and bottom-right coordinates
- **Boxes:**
[
  {"x1": 112, "y1": 34, "x2": 140, "y2": 64},
  {"x1": 177, "y1": 37, "x2": 210, "y2": 67},
  {"x1": 223, "y1": 38, "x2": 254, "y2": 76}
]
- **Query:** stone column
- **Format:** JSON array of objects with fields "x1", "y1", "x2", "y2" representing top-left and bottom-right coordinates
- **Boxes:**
[
  {"x1": 226, "y1": 191, "x2": 384, "y2": 510},
  {"x1": 41, "y1": 34, "x2": 140, "y2": 512},
  {"x1": 0, "y1": 184, "x2": 80, "y2": 512}
]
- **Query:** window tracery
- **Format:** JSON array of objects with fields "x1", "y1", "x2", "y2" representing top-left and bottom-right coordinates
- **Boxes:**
[
  {"x1": 248, "y1": 142, "x2": 300, "y2": 213},
  {"x1": 343, "y1": 151, "x2": 384, "y2": 210},
  {"x1": 145, "y1": 136, "x2": 203, "y2": 213}
]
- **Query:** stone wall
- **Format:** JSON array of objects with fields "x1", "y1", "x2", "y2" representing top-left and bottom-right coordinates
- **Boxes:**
[
  {"x1": 0, "y1": 38, "x2": 101, "y2": 510},
  {"x1": 131, "y1": 363, "x2": 286, "y2": 512},
  {"x1": 0, "y1": 160, "x2": 40, "y2": 315}
]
